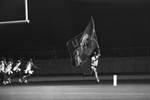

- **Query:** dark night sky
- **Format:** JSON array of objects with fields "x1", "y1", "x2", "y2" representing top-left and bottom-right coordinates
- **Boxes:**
[{"x1": 0, "y1": 0, "x2": 150, "y2": 53}]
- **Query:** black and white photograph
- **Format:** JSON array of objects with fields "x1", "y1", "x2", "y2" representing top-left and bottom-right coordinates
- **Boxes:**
[{"x1": 0, "y1": 0, "x2": 150, "y2": 100}]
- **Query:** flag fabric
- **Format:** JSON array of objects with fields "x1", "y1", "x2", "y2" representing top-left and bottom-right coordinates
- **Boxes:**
[{"x1": 67, "y1": 17, "x2": 100, "y2": 67}]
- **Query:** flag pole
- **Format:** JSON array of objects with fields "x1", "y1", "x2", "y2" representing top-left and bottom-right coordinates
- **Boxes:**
[{"x1": 91, "y1": 16, "x2": 100, "y2": 53}]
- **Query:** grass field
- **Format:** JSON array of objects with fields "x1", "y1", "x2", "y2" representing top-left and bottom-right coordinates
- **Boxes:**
[{"x1": 0, "y1": 75, "x2": 150, "y2": 100}]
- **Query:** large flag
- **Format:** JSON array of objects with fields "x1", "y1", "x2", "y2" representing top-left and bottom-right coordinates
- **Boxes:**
[{"x1": 67, "y1": 17, "x2": 100, "y2": 67}]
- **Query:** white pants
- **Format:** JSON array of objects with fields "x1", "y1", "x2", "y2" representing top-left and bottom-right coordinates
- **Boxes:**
[{"x1": 91, "y1": 66, "x2": 99, "y2": 82}]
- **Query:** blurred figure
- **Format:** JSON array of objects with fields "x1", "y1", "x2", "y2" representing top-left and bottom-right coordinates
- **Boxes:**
[
  {"x1": 22, "y1": 58, "x2": 40, "y2": 83},
  {"x1": 91, "y1": 52, "x2": 100, "y2": 83},
  {"x1": 13, "y1": 58, "x2": 22, "y2": 83},
  {"x1": 5, "y1": 58, "x2": 13, "y2": 84},
  {"x1": 0, "y1": 58, "x2": 6, "y2": 73},
  {"x1": 83, "y1": 52, "x2": 101, "y2": 83},
  {"x1": 0, "y1": 57, "x2": 7, "y2": 85}
]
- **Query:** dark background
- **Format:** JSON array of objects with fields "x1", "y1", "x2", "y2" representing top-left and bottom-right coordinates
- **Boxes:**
[{"x1": 0, "y1": 0, "x2": 150, "y2": 53}]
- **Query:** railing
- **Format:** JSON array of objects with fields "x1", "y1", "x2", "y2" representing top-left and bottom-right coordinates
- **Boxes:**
[
  {"x1": 101, "y1": 47, "x2": 149, "y2": 57},
  {"x1": 0, "y1": 47, "x2": 149, "y2": 60}
]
